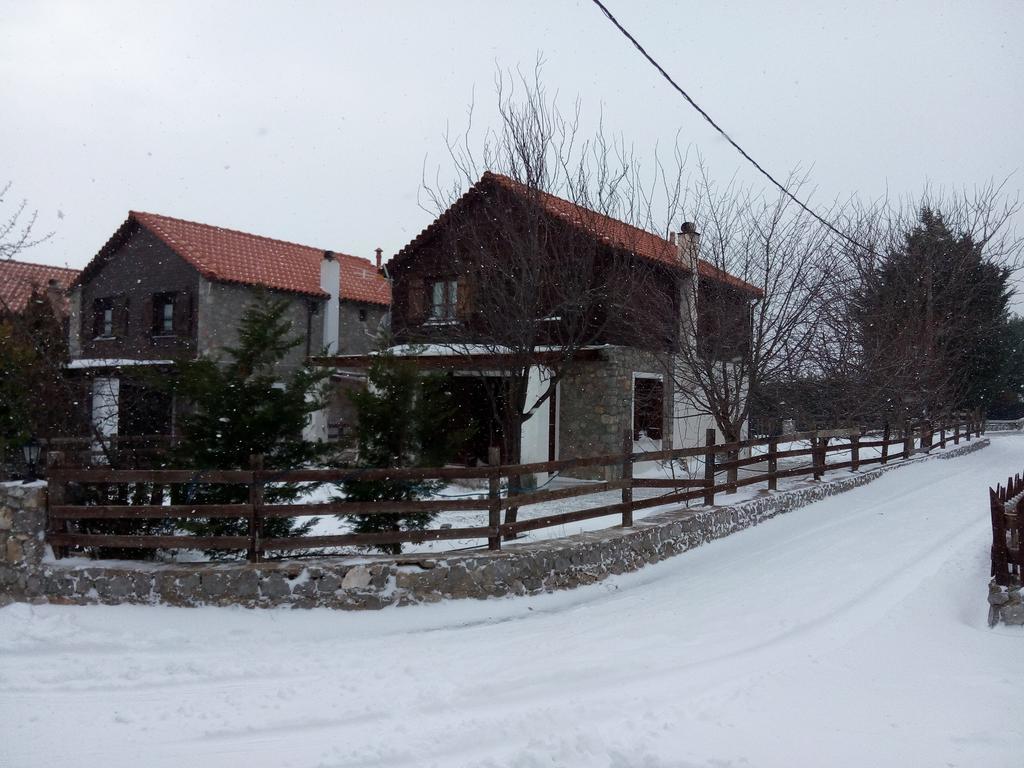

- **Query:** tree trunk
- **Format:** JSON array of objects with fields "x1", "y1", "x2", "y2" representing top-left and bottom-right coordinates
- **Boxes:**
[
  {"x1": 502, "y1": 414, "x2": 524, "y2": 539},
  {"x1": 501, "y1": 376, "x2": 529, "y2": 539}
]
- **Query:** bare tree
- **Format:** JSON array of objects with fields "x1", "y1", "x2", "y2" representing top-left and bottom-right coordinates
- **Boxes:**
[
  {"x1": 810, "y1": 181, "x2": 1023, "y2": 426},
  {"x1": 416, "y1": 65, "x2": 684, "y2": 466},
  {"x1": 407, "y1": 64, "x2": 692, "y2": 530},
  {"x1": 668, "y1": 164, "x2": 840, "y2": 451}
]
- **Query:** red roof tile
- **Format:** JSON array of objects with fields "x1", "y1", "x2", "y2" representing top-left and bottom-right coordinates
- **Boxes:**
[
  {"x1": 81, "y1": 212, "x2": 391, "y2": 306},
  {"x1": 397, "y1": 172, "x2": 762, "y2": 296},
  {"x1": 0, "y1": 258, "x2": 79, "y2": 314}
]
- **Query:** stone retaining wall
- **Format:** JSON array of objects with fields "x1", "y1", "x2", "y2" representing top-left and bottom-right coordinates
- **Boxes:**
[
  {"x1": 988, "y1": 581, "x2": 1024, "y2": 626},
  {"x1": 0, "y1": 438, "x2": 989, "y2": 610}
]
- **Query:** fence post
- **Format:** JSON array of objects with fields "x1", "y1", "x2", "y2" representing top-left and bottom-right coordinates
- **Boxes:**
[
  {"x1": 621, "y1": 429, "x2": 633, "y2": 527},
  {"x1": 767, "y1": 436, "x2": 778, "y2": 491},
  {"x1": 939, "y1": 422, "x2": 946, "y2": 449},
  {"x1": 248, "y1": 454, "x2": 264, "y2": 563},
  {"x1": 922, "y1": 420, "x2": 932, "y2": 452},
  {"x1": 46, "y1": 451, "x2": 67, "y2": 560},
  {"x1": 954, "y1": 421, "x2": 960, "y2": 445},
  {"x1": 726, "y1": 441, "x2": 739, "y2": 495},
  {"x1": 990, "y1": 487, "x2": 1009, "y2": 585},
  {"x1": 850, "y1": 432, "x2": 860, "y2": 472},
  {"x1": 703, "y1": 428, "x2": 716, "y2": 506},
  {"x1": 812, "y1": 432, "x2": 823, "y2": 480},
  {"x1": 881, "y1": 423, "x2": 890, "y2": 465},
  {"x1": 487, "y1": 446, "x2": 502, "y2": 551},
  {"x1": 965, "y1": 418, "x2": 972, "y2": 442}
]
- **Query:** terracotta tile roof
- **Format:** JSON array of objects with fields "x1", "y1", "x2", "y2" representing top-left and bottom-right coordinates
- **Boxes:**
[
  {"x1": 0, "y1": 258, "x2": 79, "y2": 314},
  {"x1": 80, "y1": 212, "x2": 391, "y2": 306},
  {"x1": 396, "y1": 171, "x2": 762, "y2": 296}
]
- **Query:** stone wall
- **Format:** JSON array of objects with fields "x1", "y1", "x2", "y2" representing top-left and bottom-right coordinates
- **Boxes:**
[
  {"x1": 0, "y1": 483, "x2": 48, "y2": 607},
  {"x1": 197, "y1": 278, "x2": 323, "y2": 376},
  {"x1": 0, "y1": 438, "x2": 989, "y2": 610},
  {"x1": 337, "y1": 300, "x2": 387, "y2": 355},
  {"x1": 988, "y1": 580, "x2": 1024, "y2": 626},
  {"x1": 559, "y1": 346, "x2": 673, "y2": 478}
]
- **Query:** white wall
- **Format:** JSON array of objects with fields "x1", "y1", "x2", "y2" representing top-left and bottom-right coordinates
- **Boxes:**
[
  {"x1": 521, "y1": 365, "x2": 553, "y2": 481},
  {"x1": 91, "y1": 377, "x2": 119, "y2": 458}
]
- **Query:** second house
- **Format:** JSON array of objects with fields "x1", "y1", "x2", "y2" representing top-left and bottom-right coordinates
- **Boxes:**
[{"x1": 67, "y1": 211, "x2": 391, "y2": 441}]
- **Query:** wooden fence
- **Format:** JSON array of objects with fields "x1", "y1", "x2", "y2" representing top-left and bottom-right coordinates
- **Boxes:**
[
  {"x1": 990, "y1": 472, "x2": 1024, "y2": 586},
  {"x1": 46, "y1": 417, "x2": 982, "y2": 562}
]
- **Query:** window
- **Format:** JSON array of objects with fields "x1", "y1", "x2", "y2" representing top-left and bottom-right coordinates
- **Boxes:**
[
  {"x1": 93, "y1": 298, "x2": 115, "y2": 338},
  {"x1": 152, "y1": 293, "x2": 176, "y2": 336},
  {"x1": 633, "y1": 376, "x2": 664, "y2": 441},
  {"x1": 429, "y1": 279, "x2": 458, "y2": 321}
]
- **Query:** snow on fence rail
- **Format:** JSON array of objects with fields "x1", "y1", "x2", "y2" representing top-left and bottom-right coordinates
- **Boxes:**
[
  {"x1": 45, "y1": 418, "x2": 983, "y2": 562},
  {"x1": 989, "y1": 473, "x2": 1024, "y2": 585}
]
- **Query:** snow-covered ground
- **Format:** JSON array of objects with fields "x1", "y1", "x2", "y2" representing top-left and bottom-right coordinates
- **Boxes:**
[{"x1": 2, "y1": 436, "x2": 1022, "y2": 767}]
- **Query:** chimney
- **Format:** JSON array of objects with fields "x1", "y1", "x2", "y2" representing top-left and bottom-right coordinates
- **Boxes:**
[
  {"x1": 45, "y1": 278, "x2": 64, "y2": 316},
  {"x1": 677, "y1": 222, "x2": 700, "y2": 271},
  {"x1": 374, "y1": 247, "x2": 383, "y2": 270},
  {"x1": 320, "y1": 250, "x2": 340, "y2": 355}
]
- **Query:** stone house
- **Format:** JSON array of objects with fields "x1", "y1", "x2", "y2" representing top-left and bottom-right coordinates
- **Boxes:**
[
  {"x1": 66, "y1": 211, "x2": 390, "y2": 442},
  {"x1": 324, "y1": 172, "x2": 761, "y2": 475}
]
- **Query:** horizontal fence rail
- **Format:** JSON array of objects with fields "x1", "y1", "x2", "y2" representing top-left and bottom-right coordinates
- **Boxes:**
[{"x1": 45, "y1": 416, "x2": 983, "y2": 562}]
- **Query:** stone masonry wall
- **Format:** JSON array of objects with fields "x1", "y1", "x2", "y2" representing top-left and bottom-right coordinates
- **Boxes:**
[
  {"x1": 988, "y1": 581, "x2": 1024, "y2": 626},
  {"x1": 0, "y1": 438, "x2": 988, "y2": 611},
  {"x1": 559, "y1": 346, "x2": 673, "y2": 479},
  {"x1": 0, "y1": 483, "x2": 48, "y2": 606}
]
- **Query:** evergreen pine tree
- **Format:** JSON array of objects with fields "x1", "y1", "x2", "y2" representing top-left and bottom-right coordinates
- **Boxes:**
[
  {"x1": 170, "y1": 294, "x2": 333, "y2": 551},
  {"x1": 341, "y1": 350, "x2": 470, "y2": 554},
  {"x1": 853, "y1": 208, "x2": 1011, "y2": 417}
]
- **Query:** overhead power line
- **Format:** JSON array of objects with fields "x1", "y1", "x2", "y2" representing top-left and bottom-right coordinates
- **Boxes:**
[{"x1": 589, "y1": 0, "x2": 872, "y2": 254}]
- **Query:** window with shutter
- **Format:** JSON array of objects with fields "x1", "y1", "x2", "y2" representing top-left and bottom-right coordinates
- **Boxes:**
[
  {"x1": 152, "y1": 293, "x2": 176, "y2": 336},
  {"x1": 428, "y1": 279, "x2": 458, "y2": 321},
  {"x1": 93, "y1": 298, "x2": 115, "y2": 338}
]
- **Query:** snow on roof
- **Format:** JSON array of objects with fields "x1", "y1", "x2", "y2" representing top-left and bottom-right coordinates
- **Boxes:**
[{"x1": 66, "y1": 358, "x2": 174, "y2": 369}]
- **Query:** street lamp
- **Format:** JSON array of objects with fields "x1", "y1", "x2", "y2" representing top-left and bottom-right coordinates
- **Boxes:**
[{"x1": 22, "y1": 436, "x2": 41, "y2": 484}]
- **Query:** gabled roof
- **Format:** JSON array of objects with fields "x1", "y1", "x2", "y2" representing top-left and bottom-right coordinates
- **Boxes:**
[
  {"x1": 0, "y1": 258, "x2": 80, "y2": 314},
  {"x1": 395, "y1": 171, "x2": 762, "y2": 296},
  {"x1": 77, "y1": 212, "x2": 391, "y2": 306}
]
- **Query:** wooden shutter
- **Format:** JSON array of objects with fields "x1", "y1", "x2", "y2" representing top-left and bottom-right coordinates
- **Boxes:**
[
  {"x1": 185, "y1": 292, "x2": 195, "y2": 339},
  {"x1": 407, "y1": 277, "x2": 424, "y2": 321},
  {"x1": 457, "y1": 274, "x2": 474, "y2": 320},
  {"x1": 173, "y1": 292, "x2": 192, "y2": 338},
  {"x1": 118, "y1": 297, "x2": 131, "y2": 337},
  {"x1": 86, "y1": 298, "x2": 96, "y2": 340},
  {"x1": 142, "y1": 294, "x2": 154, "y2": 336}
]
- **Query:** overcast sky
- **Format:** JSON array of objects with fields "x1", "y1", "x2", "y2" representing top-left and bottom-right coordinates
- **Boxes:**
[{"x1": 2, "y1": 0, "x2": 1022, "y2": 272}]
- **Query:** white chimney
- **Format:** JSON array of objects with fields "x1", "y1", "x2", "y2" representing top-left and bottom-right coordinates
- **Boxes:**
[
  {"x1": 677, "y1": 222, "x2": 700, "y2": 272},
  {"x1": 320, "y1": 250, "x2": 340, "y2": 354}
]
